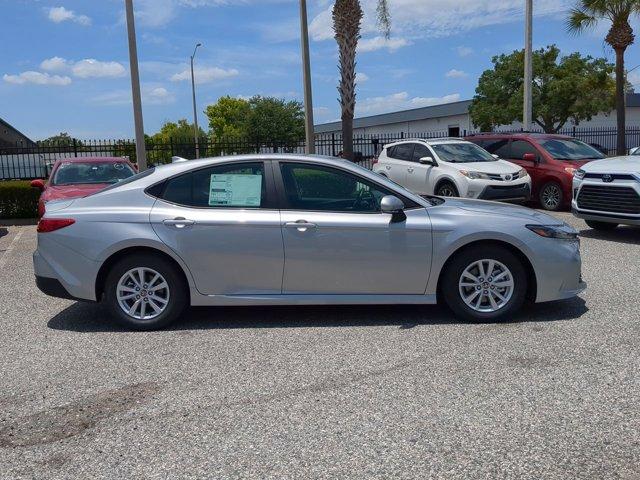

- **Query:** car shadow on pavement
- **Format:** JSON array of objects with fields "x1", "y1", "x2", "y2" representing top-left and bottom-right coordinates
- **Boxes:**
[
  {"x1": 47, "y1": 297, "x2": 588, "y2": 333},
  {"x1": 579, "y1": 226, "x2": 640, "y2": 245},
  {"x1": 0, "y1": 227, "x2": 7, "y2": 240}
]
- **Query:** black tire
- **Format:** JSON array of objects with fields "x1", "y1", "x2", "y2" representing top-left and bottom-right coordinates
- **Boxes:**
[
  {"x1": 539, "y1": 181, "x2": 563, "y2": 211},
  {"x1": 585, "y1": 220, "x2": 618, "y2": 231},
  {"x1": 440, "y1": 245, "x2": 528, "y2": 322},
  {"x1": 104, "y1": 253, "x2": 188, "y2": 331},
  {"x1": 436, "y1": 181, "x2": 459, "y2": 197}
]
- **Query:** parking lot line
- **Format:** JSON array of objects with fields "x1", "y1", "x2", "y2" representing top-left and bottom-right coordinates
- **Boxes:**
[{"x1": 0, "y1": 228, "x2": 24, "y2": 269}]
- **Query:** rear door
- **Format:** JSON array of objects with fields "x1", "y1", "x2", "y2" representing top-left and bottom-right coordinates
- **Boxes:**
[
  {"x1": 149, "y1": 160, "x2": 284, "y2": 295},
  {"x1": 274, "y1": 161, "x2": 432, "y2": 295}
]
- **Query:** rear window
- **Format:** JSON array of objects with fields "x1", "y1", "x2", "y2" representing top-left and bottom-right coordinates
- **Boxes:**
[{"x1": 52, "y1": 161, "x2": 135, "y2": 186}]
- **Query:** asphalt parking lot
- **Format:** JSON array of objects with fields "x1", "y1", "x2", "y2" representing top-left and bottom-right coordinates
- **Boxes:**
[{"x1": 0, "y1": 211, "x2": 639, "y2": 479}]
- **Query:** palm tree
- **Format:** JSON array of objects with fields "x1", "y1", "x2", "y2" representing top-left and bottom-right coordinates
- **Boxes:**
[
  {"x1": 567, "y1": 0, "x2": 640, "y2": 154},
  {"x1": 333, "y1": 0, "x2": 390, "y2": 160}
]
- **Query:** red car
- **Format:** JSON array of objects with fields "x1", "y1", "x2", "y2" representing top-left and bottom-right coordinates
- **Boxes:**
[
  {"x1": 31, "y1": 157, "x2": 137, "y2": 217},
  {"x1": 466, "y1": 133, "x2": 606, "y2": 210}
]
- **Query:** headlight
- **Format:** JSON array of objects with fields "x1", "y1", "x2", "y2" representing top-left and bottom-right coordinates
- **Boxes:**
[
  {"x1": 526, "y1": 224, "x2": 578, "y2": 240},
  {"x1": 564, "y1": 167, "x2": 577, "y2": 175},
  {"x1": 518, "y1": 168, "x2": 528, "y2": 178},
  {"x1": 459, "y1": 170, "x2": 491, "y2": 180},
  {"x1": 574, "y1": 169, "x2": 586, "y2": 180}
]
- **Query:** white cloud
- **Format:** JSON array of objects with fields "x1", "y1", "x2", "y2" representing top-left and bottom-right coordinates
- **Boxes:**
[
  {"x1": 309, "y1": 7, "x2": 333, "y2": 41},
  {"x1": 356, "y1": 72, "x2": 369, "y2": 83},
  {"x1": 355, "y1": 92, "x2": 461, "y2": 116},
  {"x1": 72, "y1": 60, "x2": 126, "y2": 79},
  {"x1": 445, "y1": 69, "x2": 468, "y2": 78},
  {"x1": 456, "y1": 46, "x2": 474, "y2": 57},
  {"x1": 3, "y1": 71, "x2": 71, "y2": 86},
  {"x1": 47, "y1": 6, "x2": 91, "y2": 26},
  {"x1": 170, "y1": 66, "x2": 239, "y2": 84},
  {"x1": 40, "y1": 57, "x2": 70, "y2": 72},
  {"x1": 91, "y1": 86, "x2": 175, "y2": 106},
  {"x1": 359, "y1": 36, "x2": 411, "y2": 53}
]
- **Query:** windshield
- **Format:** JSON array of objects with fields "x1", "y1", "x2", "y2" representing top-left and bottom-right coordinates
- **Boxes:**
[
  {"x1": 431, "y1": 143, "x2": 497, "y2": 163},
  {"x1": 52, "y1": 162, "x2": 135, "y2": 186},
  {"x1": 538, "y1": 139, "x2": 605, "y2": 161}
]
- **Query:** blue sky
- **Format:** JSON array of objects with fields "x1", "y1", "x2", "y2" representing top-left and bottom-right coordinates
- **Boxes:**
[{"x1": 2, "y1": 0, "x2": 639, "y2": 140}]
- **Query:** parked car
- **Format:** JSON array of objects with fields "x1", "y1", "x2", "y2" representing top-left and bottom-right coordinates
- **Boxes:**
[
  {"x1": 572, "y1": 156, "x2": 640, "y2": 230},
  {"x1": 33, "y1": 154, "x2": 585, "y2": 330},
  {"x1": 30, "y1": 157, "x2": 137, "y2": 216},
  {"x1": 466, "y1": 133, "x2": 606, "y2": 211},
  {"x1": 373, "y1": 138, "x2": 531, "y2": 202}
]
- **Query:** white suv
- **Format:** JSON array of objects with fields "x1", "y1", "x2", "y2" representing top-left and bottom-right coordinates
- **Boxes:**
[
  {"x1": 572, "y1": 156, "x2": 640, "y2": 230},
  {"x1": 373, "y1": 138, "x2": 531, "y2": 201}
]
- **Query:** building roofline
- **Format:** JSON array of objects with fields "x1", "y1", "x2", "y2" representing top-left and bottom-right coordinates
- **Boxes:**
[{"x1": 0, "y1": 117, "x2": 35, "y2": 145}]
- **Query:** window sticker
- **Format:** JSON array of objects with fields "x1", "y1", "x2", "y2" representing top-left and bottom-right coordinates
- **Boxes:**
[{"x1": 209, "y1": 173, "x2": 262, "y2": 207}]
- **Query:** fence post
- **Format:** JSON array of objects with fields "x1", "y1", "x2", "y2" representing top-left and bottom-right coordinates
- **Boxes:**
[
  {"x1": 400, "y1": 131, "x2": 404, "y2": 139},
  {"x1": 73, "y1": 139, "x2": 78, "y2": 157},
  {"x1": 170, "y1": 137, "x2": 174, "y2": 158},
  {"x1": 331, "y1": 133, "x2": 336, "y2": 157},
  {"x1": 572, "y1": 126, "x2": 576, "y2": 138}
]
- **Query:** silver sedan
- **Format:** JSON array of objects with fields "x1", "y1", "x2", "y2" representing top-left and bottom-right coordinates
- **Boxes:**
[{"x1": 33, "y1": 154, "x2": 586, "y2": 330}]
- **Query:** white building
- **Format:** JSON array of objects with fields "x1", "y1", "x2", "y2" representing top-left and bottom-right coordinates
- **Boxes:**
[{"x1": 315, "y1": 94, "x2": 640, "y2": 138}]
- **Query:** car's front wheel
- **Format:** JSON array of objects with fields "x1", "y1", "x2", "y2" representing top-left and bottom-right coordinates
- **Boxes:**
[
  {"x1": 585, "y1": 220, "x2": 618, "y2": 231},
  {"x1": 104, "y1": 253, "x2": 188, "y2": 330},
  {"x1": 436, "y1": 181, "x2": 459, "y2": 197},
  {"x1": 441, "y1": 245, "x2": 527, "y2": 322}
]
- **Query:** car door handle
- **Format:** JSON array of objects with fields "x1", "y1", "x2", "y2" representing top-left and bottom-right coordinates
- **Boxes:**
[
  {"x1": 385, "y1": 165, "x2": 391, "y2": 170},
  {"x1": 163, "y1": 217, "x2": 195, "y2": 228},
  {"x1": 285, "y1": 220, "x2": 317, "y2": 232},
  {"x1": 407, "y1": 167, "x2": 414, "y2": 173}
]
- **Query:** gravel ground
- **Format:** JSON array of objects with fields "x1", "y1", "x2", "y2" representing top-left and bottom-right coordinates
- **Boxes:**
[{"x1": 0, "y1": 212, "x2": 639, "y2": 479}]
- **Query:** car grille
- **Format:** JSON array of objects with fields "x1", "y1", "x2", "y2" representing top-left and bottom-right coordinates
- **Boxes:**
[
  {"x1": 486, "y1": 172, "x2": 522, "y2": 181},
  {"x1": 577, "y1": 185, "x2": 640, "y2": 214},
  {"x1": 584, "y1": 173, "x2": 636, "y2": 181}
]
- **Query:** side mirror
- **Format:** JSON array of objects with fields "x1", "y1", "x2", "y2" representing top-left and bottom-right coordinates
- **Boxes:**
[
  {"x1": 30, "y1": 179, "x2": 45, "y2": 191},
  {"x1": 381, "y1": 195, "x2": 406, "y2": 223},
  {"x1": 419, "y1": 156, "x2": 435, "y2": 165},
  {"x1": 491, "y1": 154, "x2": 499, "y2": 159},
  {"x1": 522, "y1": 153, "x2": 537, "y2": 162}
]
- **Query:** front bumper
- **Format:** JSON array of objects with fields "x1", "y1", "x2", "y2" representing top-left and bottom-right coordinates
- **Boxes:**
[
  {"x1": 530, "y1": 236, "x2": 585, "y2": 303},
  {"x1": 478, "y1": 183, "x2": 531, "y2": 202},
  {"x1": 572, "y1": 206, "x2": 640, "y2": 225}
]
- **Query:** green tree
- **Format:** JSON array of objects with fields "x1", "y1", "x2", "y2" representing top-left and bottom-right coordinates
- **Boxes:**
[
  {"x1": 205, "y1": 96, "x2": 251, "y2": 139},
  {"x1": 567, "y1": 0, "x2": 640, "y2": 154},
  {"x1": 469, "y1": 45, "x2": 615, "y2": 133},
  {"x1": 151, "y1": 119, "x2": 206, "y2": 143},
  {"x1": 205, "y1": 95, "x2": 304, "y2": 144},
  {"x1": 333, "y1": 0, "x2": 390, "y2": 160},
  {"x1": 37, "y1": 132, "x2": 81, "y2": 147}
]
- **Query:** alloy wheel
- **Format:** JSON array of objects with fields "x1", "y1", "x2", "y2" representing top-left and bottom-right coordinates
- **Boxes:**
[
  {"x1": 542, "y1": 185, "x2": 561, "y2": 210},
  {"x1": 116, "y1": 267, "x2": 170, "y2": 320},
  {"x1": 458, "y1": 259, "x2": 514, "y2": 313},
  {"x1": 438, "y1": 184, "x2": 457, "y2": 197}
]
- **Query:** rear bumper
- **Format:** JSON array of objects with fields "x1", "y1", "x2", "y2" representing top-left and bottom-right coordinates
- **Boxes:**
[
  {"x1": 478, "y1": 183, "x2": 531, "y2": 202},
  {"x1": 35, "y1": 275, "x2": 78, "y2": 301}
]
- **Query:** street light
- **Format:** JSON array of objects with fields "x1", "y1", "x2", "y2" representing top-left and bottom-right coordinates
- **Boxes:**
[
  {"x1": 124, "y1": 0, "x2": 147, "y2": 170},
  {"x1": 299, "y1": 0, "x2": 315, "y2": 154},
  {"x1": 191, "y1": 42, "x2": 202, "y2": 159}
]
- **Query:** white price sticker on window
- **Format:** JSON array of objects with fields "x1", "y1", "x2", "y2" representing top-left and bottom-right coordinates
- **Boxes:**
[{"x1": 209, "y1": 174, "x2": 262, "y2": 207}]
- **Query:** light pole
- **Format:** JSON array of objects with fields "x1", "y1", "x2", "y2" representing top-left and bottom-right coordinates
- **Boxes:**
[
  {"x1": 124, "y1": 0, "x2": 147, "y2": 170},
  {"x1": 523, "y1": 0, "x2": 533, "y2": 131},
  {"x1": 299, "y1": 0, "x2": 315, "y2": 154},
  {"x1": 191, "y1": 42, "x2": 202, "y2": 159}
]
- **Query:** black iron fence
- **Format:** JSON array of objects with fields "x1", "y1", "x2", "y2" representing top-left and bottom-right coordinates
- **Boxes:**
[{"x1": 2, "y1": 127, "x2": 640, "y2": 180}]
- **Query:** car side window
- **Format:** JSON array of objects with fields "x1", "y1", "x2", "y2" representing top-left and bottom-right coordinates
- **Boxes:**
[
  {"x1": 389, "y1": 143, "x2": 415, "y2": 161},
  {"x1": 412, "y1": 144, "x2": 432, "y2": 162},
  {"x1": 161, "y1": 162, "x2": 266, "y2": 208},
  {"x1": 479, "y1": 139, "x2": 510, "y2": 157},
  {"x1": 280, "y1": 163, "x2": 396, "y2": 213},
  {"x1": 510, "y1": 140, "x2": 539, "y2": 161}
]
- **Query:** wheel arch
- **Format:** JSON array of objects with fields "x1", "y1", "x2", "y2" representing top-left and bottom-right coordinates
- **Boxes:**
[
  {"x1": 95, "y1": 246, "x2": 191, "y2": 301},
  {"x1": 436, "y1": 239, "x2": 537, "y2": 303},
  {"x1": 434, "y1": 176, "x2": 460, "y2": 194}
]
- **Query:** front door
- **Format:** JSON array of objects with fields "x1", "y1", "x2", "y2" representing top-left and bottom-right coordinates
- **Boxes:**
[
  {"x1": 150, "y1": 161, "x2": 284, "y2": 295},
  {"x1": 275, "y1": 161, "x2": 432, "y2": 295},
  {"x1": 504, "y1": 140, "x2": 544, "y2": 195},
  {"x1": 405, "y1": 143, "x2": 436, "y2": 194}
]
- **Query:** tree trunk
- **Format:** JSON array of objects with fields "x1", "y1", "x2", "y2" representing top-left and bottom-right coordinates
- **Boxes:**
[
  {"x1": 333, "y1": 0, "x2": 362, "y2": 162},
  {"x1": 615, "y1": 47, "x2": 626, "y2": 155}
]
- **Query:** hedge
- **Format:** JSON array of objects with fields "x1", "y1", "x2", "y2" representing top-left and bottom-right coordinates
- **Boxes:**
[{"x1": 0, "y1": 181, "x2": 40, "y2": 219}]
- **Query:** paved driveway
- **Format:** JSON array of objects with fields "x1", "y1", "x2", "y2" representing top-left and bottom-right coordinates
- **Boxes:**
[{"x1": 0, "y1": 212, "x2": 639, "y2": 479}]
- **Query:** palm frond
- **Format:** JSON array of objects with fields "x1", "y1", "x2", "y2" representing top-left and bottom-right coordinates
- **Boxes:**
[
  {"x1": 376, "y1": 0, "x2": 391, "y2": 39},
  {"x1": 566, "y1": 7, "x2": 598, "y2": 34}
]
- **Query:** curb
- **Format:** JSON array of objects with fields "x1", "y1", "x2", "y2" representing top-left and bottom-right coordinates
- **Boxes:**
[{"x1": 0, "y1": 218, "x2": 38, "y2": 226}]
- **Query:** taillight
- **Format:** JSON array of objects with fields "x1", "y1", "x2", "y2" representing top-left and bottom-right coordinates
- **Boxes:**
[
  {"x1": 372, "y1": 157, "x2": 379, "y2": 165},
  {"x1": 37, "y1": 218, "x2": 75, "y2": 233}
]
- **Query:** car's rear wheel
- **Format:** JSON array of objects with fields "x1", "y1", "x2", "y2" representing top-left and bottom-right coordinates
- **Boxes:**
[
  {"x1": 539, "y1": 181, "x2": 563, "y2": 211},
  {"x1": 436, "y1": 181, "x2": 459, "y2": 197},
  {"x1": 104, "y1": 254, "x2": 188, "y2": 330},
  {"x1": 585, "y1": 220, "x2": 618, "y2": 231},
  {"x1": 441, "y1": 245, "x2": 527, "y2": 322}
]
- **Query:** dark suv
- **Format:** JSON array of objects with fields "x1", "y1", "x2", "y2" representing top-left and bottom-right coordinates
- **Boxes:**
[{"x1": 466, "y1": 133, "x2": 606, "y2": 210}]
